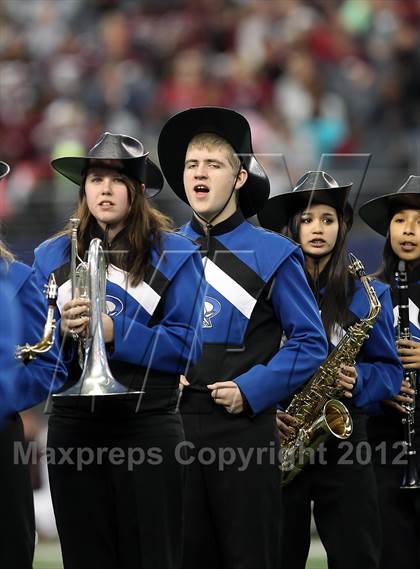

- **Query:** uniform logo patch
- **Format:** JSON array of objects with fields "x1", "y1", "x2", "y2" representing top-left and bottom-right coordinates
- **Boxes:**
[
  {"x1": 203, "y1": 296, "x2": 221, "y2": 328},
  {"x1": 106, "y1": 295, "x2": 124, "y2": 317}
]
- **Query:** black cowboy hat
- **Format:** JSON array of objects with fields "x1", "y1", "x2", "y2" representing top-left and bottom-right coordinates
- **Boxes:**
[
  {"x1": 51, "y1": 132, "x2": 164, "y2": 198},
  {"x1": 157, "y1": 107, "x2": 270, "y2": 218},
  {"x1": 0, "y1": 161, "x2": 10, "y2": 180},
  {"x1": 359, "y1": 175, "x2": 420, "y2": 236},
  {"x1": 258, "y1": 170, "x2": 353, "y2": 233}
]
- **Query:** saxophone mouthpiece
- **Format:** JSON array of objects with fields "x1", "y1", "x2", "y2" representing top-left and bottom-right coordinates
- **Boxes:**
[
  {"x1": 348, "y1": 253, "x2": 365, "y2": 277},
  {"x1": 44, "y1": 273, "x2": 58, "y2": 305}
]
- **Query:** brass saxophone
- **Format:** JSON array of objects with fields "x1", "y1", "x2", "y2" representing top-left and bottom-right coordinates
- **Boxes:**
[
  {"x1": 280, "y1": 253, "x2": 381, "y2": 485},
  {"x1": 15, "y1": 273, "x2": 58, "y2": 361}
]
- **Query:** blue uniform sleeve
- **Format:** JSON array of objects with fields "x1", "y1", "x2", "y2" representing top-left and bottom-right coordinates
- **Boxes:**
[
  {"x1": 110, "y1": 251, "x2": 205, "y2": 374},
  {"x1": 0, "y1": 278, "x2": 16, "y2": 419},
  {"x1": 0, "y1": 270, "x2": 67, "y2": 421},
  {"x1": 352, "y1": 287, "x2": 403, "y2": 408},
  {"x1": 234, "y1": 251, "x2": 328, "y2": 414},
  {"x1": 32, "y1": 250, "x2": 46, "y2": 291}
]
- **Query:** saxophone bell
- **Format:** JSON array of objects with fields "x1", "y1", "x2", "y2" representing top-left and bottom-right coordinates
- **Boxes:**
[{"x1": 281, "y1": 399, "x2": 352, "y2": 485}]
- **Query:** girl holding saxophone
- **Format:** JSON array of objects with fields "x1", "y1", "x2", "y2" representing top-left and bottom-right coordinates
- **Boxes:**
[
  {"x1": 32, "y1": 133, "x2": 205, "y2": 569},
  {"x1": 360, "y1": 175, "x2": 420, "y2": 569},
  {"x1": 258, "y1": 170, "x2": 402, "y2": 569},
  {"x1": 0, "y1": 160, "x2": 66, "y2": 569}
]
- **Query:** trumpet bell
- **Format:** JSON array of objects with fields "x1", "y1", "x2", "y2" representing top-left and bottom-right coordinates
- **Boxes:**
[{"x1": 55, "y1": 339, "x2": 138, "y2": 396}]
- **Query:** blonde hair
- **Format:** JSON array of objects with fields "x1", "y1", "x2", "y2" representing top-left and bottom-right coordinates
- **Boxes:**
[
  {"x1": 188, "y1": 132, "x2": 242, "y2": 172},
  {"x1": 0, "y1": 239, "x2": 14, "y2": 262}
]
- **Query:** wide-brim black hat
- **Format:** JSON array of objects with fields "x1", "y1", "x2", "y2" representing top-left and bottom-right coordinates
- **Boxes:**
[
  {"x1": 359, "y1": 175, "x2": 420, "y2": 236},
  {"x1": 157, "y1": 107, "x2": 270, "y2": 218},
  {"x1": 0, "y1": 161, "x2": 10, "y2": 180},
  {"x1": 51, "y1": 132, "x2": 163, "y2": 198},
  {"x1": 258, "y1": 170, "x2": 353, "y2": 233}
]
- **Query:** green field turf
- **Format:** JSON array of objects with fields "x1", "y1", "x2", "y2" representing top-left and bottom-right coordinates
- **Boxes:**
[{"x1": 33, "y1": 541, "x2": 329, "y2": 569}]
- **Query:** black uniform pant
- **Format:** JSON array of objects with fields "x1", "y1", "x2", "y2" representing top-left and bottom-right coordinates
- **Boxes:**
[
  {"x1": 180, "y1": 390, "x2": 282, "y2": 569},
  {"x1": 0, "y1": 413, "x2": 35, "y2": 569},
  {"x1": 369, "y1": 409, "x2": 420, "y2": 569},
  {"x1": 373, "y1": 463, "x2": 420, "y2": 569},
  {"x1": 282, "y1": 444, "x2": 381, "y2": 569},
  {"x1": 48, "y1": 411, "x2": 185, "y2": 569}
]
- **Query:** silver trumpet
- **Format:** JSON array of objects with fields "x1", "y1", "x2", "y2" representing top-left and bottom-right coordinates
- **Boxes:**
[
  {"x1": 69, "y1": 218, "x2": 88, "y2": 367},
  {"x1": 56, "y1": 224, "x2": 138, "y2": 396}
]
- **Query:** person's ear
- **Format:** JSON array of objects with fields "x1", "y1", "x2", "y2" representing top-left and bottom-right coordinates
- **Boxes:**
[{"x1": 234, "y1": 168, "x2": 248, "y2": 190}]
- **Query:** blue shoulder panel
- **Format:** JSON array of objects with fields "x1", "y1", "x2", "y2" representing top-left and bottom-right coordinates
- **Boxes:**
[
  {"x1": 34, "y1": 235, "x2": 70, "y2": 280},
  {"x1": 0, "y1": 259, "x2": 32, "y2": 299}
]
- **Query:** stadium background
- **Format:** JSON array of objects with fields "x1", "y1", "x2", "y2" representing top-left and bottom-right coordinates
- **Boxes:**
[{"x1": 1, "y1": 0, "x2": 420, "y2": 567}]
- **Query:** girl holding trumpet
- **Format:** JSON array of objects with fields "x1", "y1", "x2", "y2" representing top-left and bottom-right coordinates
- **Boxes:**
[{"x1": 33, "y1": 133, "x2": 205, "y2": 569}]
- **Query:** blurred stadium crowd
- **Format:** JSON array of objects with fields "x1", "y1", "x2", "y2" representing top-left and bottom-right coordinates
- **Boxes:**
[{"x1": 0, "y1": 0, "x2": 420, "y2": 260}]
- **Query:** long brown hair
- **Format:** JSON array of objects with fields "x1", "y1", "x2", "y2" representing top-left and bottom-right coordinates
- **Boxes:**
[{"x1": 58, "y1": 170, "x2": 173, "y2": 286}]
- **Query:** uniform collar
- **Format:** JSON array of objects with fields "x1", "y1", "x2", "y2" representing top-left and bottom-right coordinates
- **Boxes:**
[
  {"x1": 190, "y1": 209, "x2": 245, "y2": 236},
  {"x1": 88, "y1": 219, "x2": 128, "y2": 251}
]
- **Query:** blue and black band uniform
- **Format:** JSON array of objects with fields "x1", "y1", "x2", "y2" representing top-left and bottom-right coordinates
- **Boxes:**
[
  {"x1": 368, "y1": 264, "x2": 420, "y2": 569},
  {"x1": 32, "y1": 222, "x2": 205, "y2": 569},
  {"x1": 0, "y1": 259, "x2": 66, "y2": 569},
  {"x1": 179, "y1": 209, "x2": 328, "y2": 569}
]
